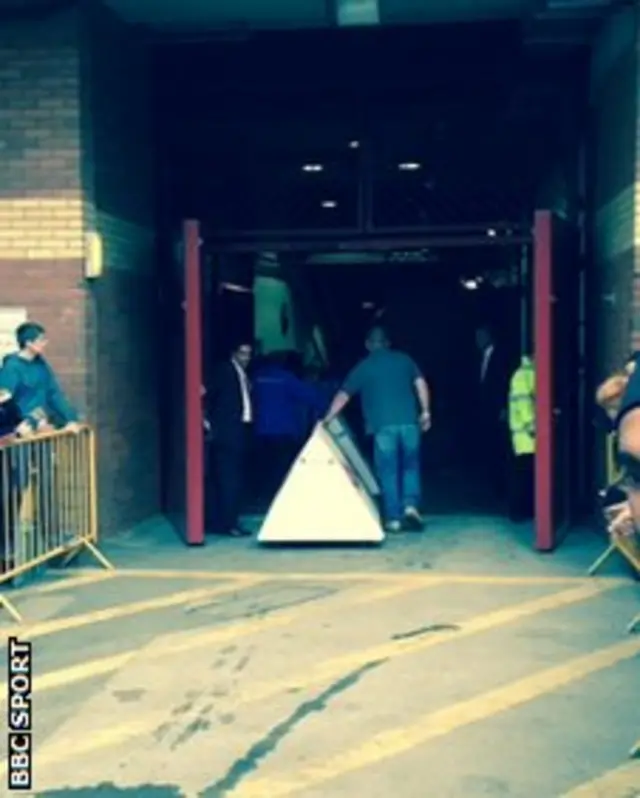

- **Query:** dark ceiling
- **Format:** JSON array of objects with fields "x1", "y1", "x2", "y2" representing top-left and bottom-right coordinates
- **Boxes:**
[{"x1": 154, "y1": 21, "x2": 591, "y2": 234}]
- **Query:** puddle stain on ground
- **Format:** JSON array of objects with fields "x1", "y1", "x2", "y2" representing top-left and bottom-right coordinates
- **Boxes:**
[
  {"x1": 391, "y1": 623, "x2": 460, "y2": 640},
  {"x1": 112, "y1": 689, "x2": 146, "y2": 704},
  {"x1": 170, "y1": 713, "x2": 212, "y2": 750},
  {"x1": 186, "y1": 585, "x2": 337, "y2": 620},
  {"x1": 36, "y1": 784, "x2": 185, "y2": 797},
  {"x1": 201, "y1": 657, "x2": 387, "y2": 797}
]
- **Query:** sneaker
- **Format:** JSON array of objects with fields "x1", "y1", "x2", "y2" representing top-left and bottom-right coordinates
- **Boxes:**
[
  {"x1": 386, "y1": 520, "x2": 403, "y2": 533},
  {"x1": 403, "y1": 506, "x2": 424, "y2": 531}
]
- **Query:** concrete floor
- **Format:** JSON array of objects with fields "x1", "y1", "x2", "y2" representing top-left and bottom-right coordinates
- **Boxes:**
[{"x1": 1, "y1": 515, "x2": 640, "y2": 797}]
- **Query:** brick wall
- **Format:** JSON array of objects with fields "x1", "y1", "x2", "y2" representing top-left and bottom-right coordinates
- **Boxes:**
[
  {"x1": 590, "y1": 6, "x2": 639, "y2": 374},
  {"x1": 589, "y1": 6, "x2": 638, "y2": 488},
  {"x1": 81, "y1": 1, "x2": 160, "y2": 536},
  {"x1": 0, "y1": 1, "x2": 160, "y2": 537},
  {"x1": 0, "y1": 7, "x2": 88, "y2": 408}
]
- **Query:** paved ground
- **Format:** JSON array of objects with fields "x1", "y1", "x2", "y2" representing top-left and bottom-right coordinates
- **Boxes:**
[{"x1": 1, "y1": 516, "x2": 640, "y2": 797}]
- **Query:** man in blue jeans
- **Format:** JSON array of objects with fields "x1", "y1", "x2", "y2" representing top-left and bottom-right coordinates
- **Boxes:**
[{"x1": 324, "y1": 327, "x2": 431, "y2": 532}]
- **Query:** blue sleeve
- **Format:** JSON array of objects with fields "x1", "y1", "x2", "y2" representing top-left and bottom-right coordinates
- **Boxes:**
[
  {"x1": 0, "y1": 359, "x2": 21, "y2": 394},
  {"x1": 342, "y1": 361, "x2": 366, "y2": 396},
  {"x1": 45, "y1": 363, "x2": 78, "y2": 424}
]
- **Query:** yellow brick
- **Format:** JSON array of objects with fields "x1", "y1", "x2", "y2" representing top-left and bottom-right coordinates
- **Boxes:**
[{"x1": 0, "y1": 248, "x2": 27, "y2": 259}]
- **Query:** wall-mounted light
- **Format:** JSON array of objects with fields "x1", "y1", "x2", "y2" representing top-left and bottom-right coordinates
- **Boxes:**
[
  {"x1": 302, "y1": 163, "x2": 323, "y2": 173},
  {"x1": 84, "y1": 230, "x2": 103, "y2": 280},
  {"x1": 362, "y1": 301, "x2": 375, "y2": 309},
  {"x1": 398, "y1": 162, "x2": 421, "y2": 171},
  {"x1": 321, "y1": 200, "x2": 337, "y2": 209},
  {"x1": 486, "y1": 228, "x2": 497, "y2": 237}
]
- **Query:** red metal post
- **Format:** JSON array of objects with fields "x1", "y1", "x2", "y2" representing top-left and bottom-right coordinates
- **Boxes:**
[
  {"x1": 184, "y1": 219, "x2": 205, "y2": 545},
  {"x1": 534, "y1": 210, "x2": 553, "y2": 552}
]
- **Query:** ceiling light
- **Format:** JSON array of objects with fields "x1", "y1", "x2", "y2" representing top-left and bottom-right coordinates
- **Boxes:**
[
  {"x1": 362, "y1": 301, "x2": 375, "y2": 309},
  {"x1": 219, "y1": 282, "x2": 252, "y2": 294},
  {"x1": 321, "y1": 200, "x2": 337, "y2": 209},
  {"x1": 349, "y1": 140, "x2": 360, "y2": 149},
  {"x1": 302, "y1": 163, "x2": 323, "y2": 173},
  {"x1": 460, "y1": 277, "x2": 483, "y2": 291},
  {"x1": 487, "y1": 228, "x2": 497, "y2": 237},
  {"x1": 398, "y1": 162, "x2": 421, "y2": 171}
]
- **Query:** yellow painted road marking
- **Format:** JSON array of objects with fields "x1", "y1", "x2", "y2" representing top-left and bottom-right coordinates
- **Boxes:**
[
  {"x1": 69, "y1": 566, "x2": 621, "y2": 586},
  {"x1": 0, "y1": 578, "x2": 262, "y2": 643},
  {"x1": 0, "y1": 580, "x2": 439, "y2": 780},
  {"x1": 229, "y1": 636, "x2": 640, "y2": 798},
  {"x1": 235, "y1": 582, "x2": 616, "y2": 706},
  {"x1": 561, "y1": 761, "x2": 640, "y2": 797},
  {"x1": 12, "y1": 582, "x2": 615, "y2": 773},
  {"x1": 0, "y1": 579, "x2": 434, "y2": 697},
  {"x1": 9, "y1": 571, "x2": 117, "y2": 597}
]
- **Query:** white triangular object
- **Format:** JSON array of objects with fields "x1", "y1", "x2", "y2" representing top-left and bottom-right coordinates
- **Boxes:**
[{"x1": 258, "y1": 425, "x2": 384, "y2": 544}]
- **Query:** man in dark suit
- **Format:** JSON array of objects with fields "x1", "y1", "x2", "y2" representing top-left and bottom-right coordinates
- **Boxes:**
[
  {"x1": 475, "y1": 325, "x2": 511, "y2": 499},
  {"x1": 205, "y1": 340, "x2": 253, "y2": 537}
]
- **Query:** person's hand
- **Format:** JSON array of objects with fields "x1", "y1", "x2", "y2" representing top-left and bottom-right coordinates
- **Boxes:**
[
  {"x1": 64, "y1": 422, "x2": 82, "y2": 434},
  {"x1": 606, "y1": 501, "x2": 635, "y2": 538},
  {"x1": 16, "y1": 421, "x2": 34, "y2": 439},
  {"x1": 36, "y1": 420, "x2": 54, "y2": 434},
  {"x1": 419, "y1": 410, "x2": 431, "y2": 432}
]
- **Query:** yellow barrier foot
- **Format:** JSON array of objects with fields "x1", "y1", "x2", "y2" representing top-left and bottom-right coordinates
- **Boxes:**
[
  {"x1": 0, "y1": 592, "x2": 23, "y2": 624},
  {"x1": 587, "y1": 543, "x2": 616, "y2": 576},
  {"x1": 79, "y1": 539, "x2": 115, "y2": 571},
  {"x1": 627, "y1": 613, "x2": 640, "y2": 634},
  {"x1": 59, "y1": 540, "x2": 115, "y2": 571},
  {"x1": 630, "y1": 739, "x2": 640, "y2": 758}
]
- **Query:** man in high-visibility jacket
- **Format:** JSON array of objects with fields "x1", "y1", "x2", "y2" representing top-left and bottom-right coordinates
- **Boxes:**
[{"x1": 507, "y1": 354, "x2": 535, "y2": 521}]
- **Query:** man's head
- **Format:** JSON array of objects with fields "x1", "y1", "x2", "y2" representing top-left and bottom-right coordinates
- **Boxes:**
[
  {"x1": 231, "y1": 341, "x2": 252, "y2": 370},
  {"x1": 16, "y1": 322, "x2": 48, "y2": 358},
  {"x1": 365, "y1": 326, "x2": 390, "y2": 353},
  {"x1": 475, "y1": 325, "x2": 493, "y2": 352}
]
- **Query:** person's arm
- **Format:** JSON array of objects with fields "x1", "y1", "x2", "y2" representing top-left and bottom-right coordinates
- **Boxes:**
[
  {"x1": 0, "y1": 359, "x2": 37, "y2": 435},
  {"x1": 44, "y1": 363, "x2": 79, "y2": 426},
  {"x1": 324, "y1": 363, "x2": 363, "y2": 423},
  {"x1": 407, "y1": 357, "x2": 431, "y2": 430}
]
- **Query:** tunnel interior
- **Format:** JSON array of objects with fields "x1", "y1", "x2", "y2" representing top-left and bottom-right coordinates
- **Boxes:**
[{"x1": 155, "y1": 19, "x2": 593, "y2": 527}]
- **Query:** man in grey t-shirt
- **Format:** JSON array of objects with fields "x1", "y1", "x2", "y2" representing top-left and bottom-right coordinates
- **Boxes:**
[{"x1": 324, "y1": 327, "x2": 431, "y2": 532}]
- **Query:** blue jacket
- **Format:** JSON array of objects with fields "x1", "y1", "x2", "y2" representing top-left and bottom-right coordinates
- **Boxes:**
[
  {"x1": 0, "y1": 353, "x2": 78, "y2": 429},
  {"x1": 253, "y1": 365, "x2": 323, "y2": 438}
]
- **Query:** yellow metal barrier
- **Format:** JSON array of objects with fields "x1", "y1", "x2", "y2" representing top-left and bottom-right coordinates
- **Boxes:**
[
  {"x1": 0, "y1": 425, "x2": 113, "y2": 623},
  {"x1": 588, "y1": 432, "x2": 640, "y2": 584}
]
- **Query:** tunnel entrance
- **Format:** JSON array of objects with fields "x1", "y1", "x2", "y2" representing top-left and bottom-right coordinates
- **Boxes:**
[
  {"x1": 168, "y1": 215, "x2": 587, "y2": 553},
  {"x1": 156, "y1": 21, "x2": 593, "y2": 553}
]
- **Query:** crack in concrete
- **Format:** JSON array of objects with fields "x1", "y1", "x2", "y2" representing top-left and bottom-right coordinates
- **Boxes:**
[{"x1": 201, "y1": 658, "x2": 387, "y2": 797}]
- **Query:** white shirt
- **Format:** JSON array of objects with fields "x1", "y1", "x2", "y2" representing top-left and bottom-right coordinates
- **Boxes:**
[
  {"x1": 232, "y1": 359, "x2": 252, "y2": 423},
  {"x1": 480, "y1": 344, "x2": 494, "y2": 383}
]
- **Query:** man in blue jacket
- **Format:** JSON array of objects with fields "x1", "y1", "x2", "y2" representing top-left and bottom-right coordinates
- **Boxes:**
[
  {"x1": 0, "y1": 322, "x2": 80, "y2": 566},
  {"x1": 0, "y1": 322, "x2": 80, "y2": 436},
  {"x1": 253, "y1": 352, "x2": 323, "y2": 503}
]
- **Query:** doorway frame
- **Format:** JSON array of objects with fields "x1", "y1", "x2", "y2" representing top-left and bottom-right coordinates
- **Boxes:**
[
  {"x1": 184, "y1": 219, "x2": 205, "y2": 545},
  {"x1": 187, "y1": 224, "x2": 549, "y2": 546},
  {"x1": 533, "y1": 210, "x2": 553, "y2": 551}
]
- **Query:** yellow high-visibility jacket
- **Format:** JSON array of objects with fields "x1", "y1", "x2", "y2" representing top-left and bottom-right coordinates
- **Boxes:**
[{"x1": 508, "y1": 356, "x2": 535, "y2": 456}]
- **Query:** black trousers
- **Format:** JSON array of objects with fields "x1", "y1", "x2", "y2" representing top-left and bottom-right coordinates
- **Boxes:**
[
  {"x1": 508, "y1": 453, "x2": 534, "y2": 521},
  {"x1": 207, "y1": 427, "x2": 250, "y2": 534}
]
